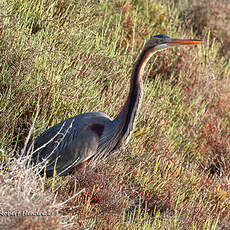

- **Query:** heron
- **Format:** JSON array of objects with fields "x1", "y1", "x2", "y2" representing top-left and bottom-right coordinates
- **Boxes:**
[{"x1": 25, "y1": 34, "x2": 202, "y2": 177}]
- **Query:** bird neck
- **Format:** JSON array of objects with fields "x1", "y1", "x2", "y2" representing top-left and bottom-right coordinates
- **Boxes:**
[{"x1": 112, "y1": 47, "x2": 155, "y2": 149}]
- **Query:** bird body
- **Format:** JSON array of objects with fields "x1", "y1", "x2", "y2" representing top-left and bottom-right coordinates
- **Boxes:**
[
  {"x1": 27, "y1": 112, "x2": 109, "y2": 176},
  {"x1": 25, "y1": 34, "x2": 202, "y2": 177}
]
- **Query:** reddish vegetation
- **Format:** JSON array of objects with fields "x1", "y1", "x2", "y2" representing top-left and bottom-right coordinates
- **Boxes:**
[{"x1": 56, "y1": 158, "x2": 127, "y2": 228}]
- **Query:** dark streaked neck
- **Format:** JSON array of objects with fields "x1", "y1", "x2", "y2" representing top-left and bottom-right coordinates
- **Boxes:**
[{"x1": 112, "y1": 46, "x2": 155, "y2": 149}]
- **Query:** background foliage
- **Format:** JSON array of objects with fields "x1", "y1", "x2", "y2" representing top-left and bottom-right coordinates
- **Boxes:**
[{"x1": 0, "y1": 0, "x2": 229, "y2": 229}]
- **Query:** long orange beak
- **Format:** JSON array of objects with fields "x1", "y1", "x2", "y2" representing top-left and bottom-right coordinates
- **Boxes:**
[{"x1": 167, "y1": 38, "x2": 202, "y2": 46}]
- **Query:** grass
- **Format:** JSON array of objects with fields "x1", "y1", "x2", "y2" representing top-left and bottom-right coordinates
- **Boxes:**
[{"x1": 0, "y1": 0, "x2": 230, "y2": 229}]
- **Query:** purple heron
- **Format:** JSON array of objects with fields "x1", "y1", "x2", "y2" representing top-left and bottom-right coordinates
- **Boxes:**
[{"x1": 25, "y1": 34, "x2": 202, "y2": 177}]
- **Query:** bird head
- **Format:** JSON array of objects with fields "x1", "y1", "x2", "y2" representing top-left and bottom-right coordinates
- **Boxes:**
[{"x1": 145, "y1": 34, "x2": 202, "y2": 51}]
